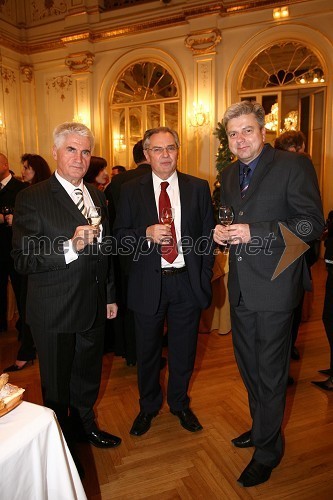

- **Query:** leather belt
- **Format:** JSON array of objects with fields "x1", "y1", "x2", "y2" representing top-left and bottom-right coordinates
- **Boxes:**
[{"x1": 161, "y1": 266, "x2": 187, "y2": 276}]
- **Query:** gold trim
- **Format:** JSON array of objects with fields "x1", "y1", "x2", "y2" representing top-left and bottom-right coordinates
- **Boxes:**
[
  {"x1": 65, "y1": 51, "x2": 95, "y2": 73},
  {"x1": 184, "y1": 28, "x2": 222, "y2": 55},
  {"x1": 20, "y1": 65, "x2": 33, "y2": 83}
]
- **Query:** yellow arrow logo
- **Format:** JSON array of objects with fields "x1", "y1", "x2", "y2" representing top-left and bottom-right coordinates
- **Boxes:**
[{"x1": 271, "y1": 223, "x2": 309, "y2": 280}]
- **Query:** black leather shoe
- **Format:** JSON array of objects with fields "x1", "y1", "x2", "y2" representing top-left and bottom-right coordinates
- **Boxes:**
[
  {"x1": 130, "y1": 411, "x2": 158, "y2": 436},
  {"x1": 237, "y1": 458, "x2": 273, "y2": 487},
  {"x1": 311, "y1": 377, "x2": 333, "y2": 391},
  {"x1": 318, "y1": 369, "x2": 333, "y2": 376},
  {"x1": 3, "y1": 360, "x2": 34, "y2": 372},
  {"x1": 85, "y1": 429, "x2": 122, "y2": 448},
  {"x1": 291, "y1": 346, "x2": 300, "y2": 360},
  {"x1": 171, "y1": 408, "x2": 203, "y2": 432},
  {"x1": 231, "y1": 430, "x2": 253, "y2": 448}
]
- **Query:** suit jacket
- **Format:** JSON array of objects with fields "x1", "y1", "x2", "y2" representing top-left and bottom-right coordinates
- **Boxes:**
[
  {"x1": 11, "y1": 174, "x2": 115, "y2": 332},
  {"x1": 220, "y1": 144, "x2": 324, "y2": 312},
  {"x1": 0, "y1": 176, "x2": 27, "y2": 260},
  {"x1": 113, "y1": 171, "x2": 215, "y2": 315}
]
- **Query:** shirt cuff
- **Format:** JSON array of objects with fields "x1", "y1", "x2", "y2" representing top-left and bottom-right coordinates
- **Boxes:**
[{"x1": 63, "y1": 239, "x2": 79, "y2": 264}]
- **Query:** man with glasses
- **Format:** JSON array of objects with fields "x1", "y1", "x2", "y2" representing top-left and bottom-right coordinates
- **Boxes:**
[{"x1": 114, "y1": 126, "x2": 215, "y2": 436}]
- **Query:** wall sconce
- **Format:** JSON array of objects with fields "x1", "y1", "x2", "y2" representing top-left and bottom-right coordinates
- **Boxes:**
[
  {"x1": 114, "y1": 134, "x2": 126, "y2": 153},
  {"x1": 0, "y1": 112, "x2": 5, "y2": 135},
  {"x1": 273, "y1": 7, "x2": 289, "y2": 20},
  {"x1": 72, "y1": 112, "x2": 90, "y2": 126},
  {"x1": 189, "y1": 101, "x2": 210, "y2": 127}
]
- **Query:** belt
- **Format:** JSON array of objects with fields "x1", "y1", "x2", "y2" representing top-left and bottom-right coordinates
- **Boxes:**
[{"x1": 161, "y1": 266, "x2": 187, "y2": 276}]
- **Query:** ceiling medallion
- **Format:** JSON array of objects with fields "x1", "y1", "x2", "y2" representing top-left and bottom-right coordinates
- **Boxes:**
[{"x1": 184, "y1": 28, "x2": 222, "y2": 55}]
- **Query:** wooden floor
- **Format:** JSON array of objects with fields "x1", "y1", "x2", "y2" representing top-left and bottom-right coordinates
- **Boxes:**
[{"x1": 1, "y1": 259, "x2": 333, "y2": 499}]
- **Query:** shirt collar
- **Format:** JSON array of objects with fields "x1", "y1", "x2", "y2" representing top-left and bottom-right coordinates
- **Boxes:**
[
  {"x1": 1, "y1": 173, "x2": 12, "y2": 188},
  {"x1": 55, "y1": 170, "x2": 84, "y2": 195}
]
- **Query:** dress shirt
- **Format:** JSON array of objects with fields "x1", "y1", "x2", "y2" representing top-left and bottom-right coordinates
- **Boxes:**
[
  {"x1": 238, "y1": 143, "x2": 268, "y2": 185},
  {"x1": 152, "y1": 170, "x2": 185, "y2": 268},
  {"x1": 55, "y1": 171, "x2": 102, "y2": 264},
  {"x1": 0, "y1": 173, "x2": 12, "y2": 188}
]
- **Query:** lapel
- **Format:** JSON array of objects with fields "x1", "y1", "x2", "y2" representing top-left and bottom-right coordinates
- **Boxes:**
[
  {"x1": 178, "y1": 172, "x2": 191, "y2": 232},
  {"x1": 49, "y1": 174, "x2": 87, "y2": 225},
  {"x1": 239, "y1": 144, "x2": 276, "y2": 205},
  {"x1": 139, "y1": 172, "x2": 159, "y2": 223}
]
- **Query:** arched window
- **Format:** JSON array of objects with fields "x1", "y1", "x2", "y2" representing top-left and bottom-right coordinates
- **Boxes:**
[
  {"x1": 239, "y1": 42, "x2": 326, "y2": 182},
  {"x1": 110, "y1": 61, "x2": 179, "y2": 167}
]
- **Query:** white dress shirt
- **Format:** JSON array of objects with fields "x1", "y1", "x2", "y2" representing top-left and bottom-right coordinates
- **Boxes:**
[{"x1": 152, "y1": 171, "x2": 185, "y2": 268}]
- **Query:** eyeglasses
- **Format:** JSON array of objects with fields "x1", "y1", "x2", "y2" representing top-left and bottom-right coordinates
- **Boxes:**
[{"x1": 145, "y1": 145, "x2": 178, "y2": 155}]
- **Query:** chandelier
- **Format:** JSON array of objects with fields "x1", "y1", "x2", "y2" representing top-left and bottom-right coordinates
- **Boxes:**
[
  {"x1": 264, "y1": 103, "x2": 278, "y2": 132},
  {"x1": 296, "y1": 69, "x2": 325, "y2": 85}
]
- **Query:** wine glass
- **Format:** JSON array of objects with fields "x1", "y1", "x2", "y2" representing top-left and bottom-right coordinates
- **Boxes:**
[
  {"x1": 218, "y1": 205, "x2": 234, "y2": 253},
  {"x1": 160, "y1": 207, "x2": 175, "y2": 244},
  {"x1": 86, "y1": 206, "x2": 101, "y2": 226},
  {"x1": 1, "y1": 206, "x2": 14, "y2": 226}
]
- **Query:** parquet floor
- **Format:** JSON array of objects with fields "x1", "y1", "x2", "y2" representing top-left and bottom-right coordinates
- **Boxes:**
[{"x1": 1, "y1": 259, "x2": 333, "y2": 499}]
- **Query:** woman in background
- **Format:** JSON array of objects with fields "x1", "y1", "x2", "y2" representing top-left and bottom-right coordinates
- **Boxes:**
[
  {"x1": 4, "y1": 154, "x2": 51, "y2": 372},
  {"x1": 83, "y1": 155, "x2": 110, "y2": 191}
]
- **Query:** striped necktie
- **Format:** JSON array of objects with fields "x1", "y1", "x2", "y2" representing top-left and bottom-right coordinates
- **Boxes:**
[
  {"x1": 240, "y1": 164, "x2": 251, "y2": 198},
  {"x1": 74, "y1": 188, "x2": 87, "y2": 217}
]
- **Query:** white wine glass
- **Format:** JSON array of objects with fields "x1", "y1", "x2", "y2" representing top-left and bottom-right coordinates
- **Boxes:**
[
  {"x1": 218, "y1": 205, "x2": 234, "y2": 253},
  {"x1": 86, "y1": 206, "x2": 101, "y2": 227},
  {"x1": 160, "y1": 207, "x2": 175, "y2": 244}
]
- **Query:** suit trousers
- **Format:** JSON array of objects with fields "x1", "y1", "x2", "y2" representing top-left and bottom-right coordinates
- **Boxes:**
[
  {"x1": 322, "y1": 265, "x2": 333, "y2": 369},
  {"x1": 230, "y1": 297, "x2": 293, "y2": 467},
  {"x1": 134, "y1": 271, "x2": 201, "y2": 413},
  {"x1": 31, "y1": 323, "x2": 105, "y2": 436}
]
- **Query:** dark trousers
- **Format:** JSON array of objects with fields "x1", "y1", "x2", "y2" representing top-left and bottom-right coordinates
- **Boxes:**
[
  {"x1": 231, "y1": 297, "x2": 293, "y2": 467},
  {"x1": 17, "y1": 276, "x2": 36, "y2": 361},
  {"x1": 323, "y1": 265, "x2": 333, "y2": 369},
  {"x1": 134, "y1": 271, "x2": 201, "y2": 413},
  {"x1": 31, "y1": 323, "x2": 105, "y2": 437},
  {"x1": 0, "y1": 257, "x2": 22, "y2": 328}
]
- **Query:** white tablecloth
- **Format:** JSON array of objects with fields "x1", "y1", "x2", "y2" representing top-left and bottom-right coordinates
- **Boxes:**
[{"x1": 0, "y1": 401, "x2": 87, "y2": 500}]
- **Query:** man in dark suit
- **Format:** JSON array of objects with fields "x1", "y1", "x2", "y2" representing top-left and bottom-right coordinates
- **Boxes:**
[
  {"x1": 105, "y1": 140, "x2": 151, "y2": 365},
  {"x1": 11, "y1": 123, "x2": 121, "y2": 456},
  {"x1": 0, "y1": 153, "x2": 27, "y2": 332},
  {"x1": 114, "y1": 127, "x2": 215, "y2": 436},
  {"x1": 213, "y1": 101, "x2": 324, "y2": 487}
]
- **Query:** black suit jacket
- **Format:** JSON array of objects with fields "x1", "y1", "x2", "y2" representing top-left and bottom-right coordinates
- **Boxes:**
[
  {"x1": 113, "y1": 171, "x2": 215, "y2": 315},
  {"x1": 11, "y1": 174, "x2": 115, "y2": 332},
  {"x1": 0, "y1": 177, "x2": 27, "y2": 260},
  {"x1": 220, "y1": 144, "x2": 324, "y2": 312}
]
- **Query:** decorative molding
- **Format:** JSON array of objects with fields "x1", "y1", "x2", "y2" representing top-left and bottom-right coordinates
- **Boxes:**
[
  {"x1": 65, "y1": 51, "x2": 95, "y2": 72},
  {"x1": 46, "y1": 75, "x2": 72, "y2": 101},
  {"x1": 184, "y1": 29, "x2": 222, "y2": 55},
  {"x1": 31, "y1": 0, "x2": 67, "y2": 22},
  {"x1": 0, "y1": 0, "x2": 15, "y2": 21},
  {"x1": 20, "y1": 65, "x2": 33, "y2": 83},
  {"x1": 1, "y1": 67, "x2": 16, "y2": 94}
]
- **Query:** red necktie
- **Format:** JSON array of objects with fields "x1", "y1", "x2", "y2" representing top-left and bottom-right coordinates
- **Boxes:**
[{"x1": 159, "y1": 181, "x2": 178, "y2": 264}]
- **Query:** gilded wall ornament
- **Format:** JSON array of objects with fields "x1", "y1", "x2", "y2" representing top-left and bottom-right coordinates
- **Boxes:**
[
  {"x1": 31, "y1": 0, "x2": 67, "y2": 21},
  {"x1": 184, "y1": 28, "x2": 222, "y2": 55},
  {"x1": 46, "y1": 75, "x2": 72, "y2": 101},
  {"x1": 20, "y1": 65, "x2": 33, "y2": 83},
  {"x1": 1, "y1": 67, "x2": 16, "y2": 94},
  {"x1": 65, "y1": 52, "x2": 95, "y2": 73}
]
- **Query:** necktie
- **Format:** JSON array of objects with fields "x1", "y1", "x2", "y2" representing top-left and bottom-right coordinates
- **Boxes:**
[
  {"x1": 240, "y1": 164, "x2": 251, "y2": 198},
  {"x1": 159, "y1": 181, "x2": 178, "y2": 264},
  {"x1": 74, "y1": 188, "x2": 87, "y2": 217}
]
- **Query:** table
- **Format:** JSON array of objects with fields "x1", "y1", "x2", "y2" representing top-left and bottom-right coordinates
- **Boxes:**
[
  {"x1": 199, "y1": 251, "x2": 231, "y2": 335},
  {"x1": 0, "y1": 401, "x2": 87, "y2": 500}
]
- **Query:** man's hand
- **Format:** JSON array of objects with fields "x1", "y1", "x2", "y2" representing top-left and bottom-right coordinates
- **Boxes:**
[
  {"x1": 107, "y1": 303, "x2": 118, "y2": 319},
  {"x1": 213, "y1": 223, "x2": 251, "y2": 245},
  {"x1": 71, "y1": 225, "x2": 99, "y2": 252},
  {"x1": 146, "y1": 224, "x2": 172, "y2": 245},
  {"x1": 4, "y1": 214, "x2": 13, "y2": 226}
]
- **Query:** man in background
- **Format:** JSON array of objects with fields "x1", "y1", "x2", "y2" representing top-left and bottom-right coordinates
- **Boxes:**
[
  {"x1": 0, "y1": 153, "x2": 26, "y2": 333},
  {"x1": 105, "y1": 140, "x2": 151, "y2": 365}
]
